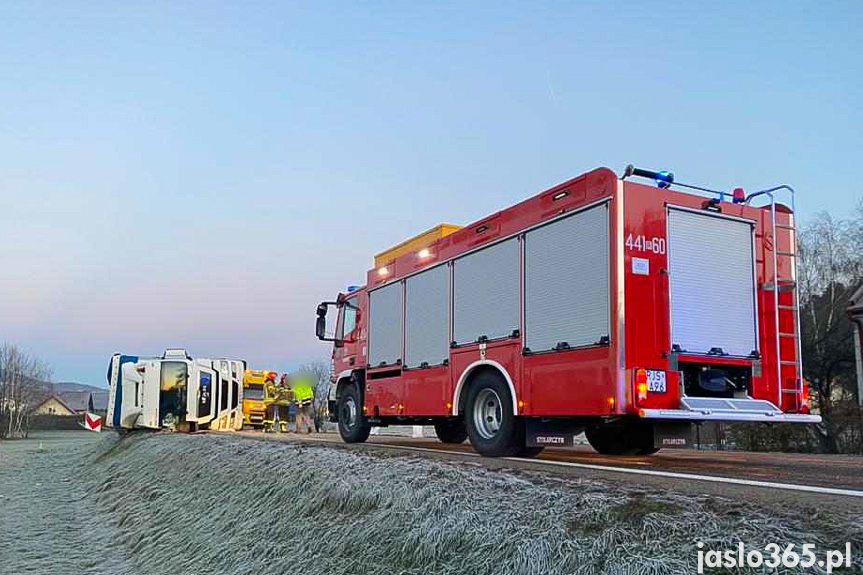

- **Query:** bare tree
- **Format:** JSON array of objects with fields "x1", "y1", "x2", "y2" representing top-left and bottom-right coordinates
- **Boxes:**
[
  {"x1": 798, "y1": 205, "x2": 863, "y2": 453},
  {"x1": 0, "y1": 343, "x2": 52, "y2": 440}
]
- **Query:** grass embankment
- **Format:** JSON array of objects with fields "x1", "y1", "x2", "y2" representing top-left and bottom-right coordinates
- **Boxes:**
[{"x1": 1, "y1": 432, "x2": 860, "y2": 574}]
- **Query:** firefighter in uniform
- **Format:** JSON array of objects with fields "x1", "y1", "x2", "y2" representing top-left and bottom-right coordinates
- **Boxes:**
[
  {"x1": 277, "y1": 374, "x2": 294, "y2": 433},
  {"x1": 267, "y1": 373, "x2": 291, "y2": 433}
]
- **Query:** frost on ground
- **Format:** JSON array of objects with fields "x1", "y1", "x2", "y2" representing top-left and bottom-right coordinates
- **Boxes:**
[{"x1": 1, "y1": 432, "x2": 861, "y2": 575}]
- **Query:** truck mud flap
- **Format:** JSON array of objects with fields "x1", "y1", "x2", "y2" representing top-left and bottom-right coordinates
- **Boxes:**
[
  {"x1": 525, "y1": 419, "x2": 585, "y2": 448},
  {"x1": 653, "y1": 422, "x2": 692, "y2": 449}
]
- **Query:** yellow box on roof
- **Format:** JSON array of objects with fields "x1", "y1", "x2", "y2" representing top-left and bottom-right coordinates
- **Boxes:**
[{"x1": 374, "y1": 223, "x2": 461, "y2": 267}]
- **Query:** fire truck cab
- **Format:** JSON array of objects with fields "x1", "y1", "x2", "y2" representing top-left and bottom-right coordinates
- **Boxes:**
[{"x1": 316, "y1": 166, "x2": 821, "y2": 457}]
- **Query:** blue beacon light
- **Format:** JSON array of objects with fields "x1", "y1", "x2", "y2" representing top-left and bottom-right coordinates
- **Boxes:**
[
  {"x1": 621, "y1": 165, "x2": 675, "y2": 190},
  {"x1": 654, "y1": 171, "x2": 674, "y2": 189}
]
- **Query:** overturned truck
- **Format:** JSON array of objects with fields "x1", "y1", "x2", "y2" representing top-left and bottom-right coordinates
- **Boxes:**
[{"x1": 106, "y1": 349, "x2": 246, "y2": 432}]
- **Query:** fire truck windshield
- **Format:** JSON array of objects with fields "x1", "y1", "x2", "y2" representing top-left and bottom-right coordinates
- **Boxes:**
[{"x1": 340, "y1": 299, "x2": 358, "y2": 339}]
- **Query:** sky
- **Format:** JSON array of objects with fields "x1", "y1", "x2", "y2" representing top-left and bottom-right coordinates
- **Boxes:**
[{"x1": 1, "y1": 0, "x2": 861, "y2": 386}]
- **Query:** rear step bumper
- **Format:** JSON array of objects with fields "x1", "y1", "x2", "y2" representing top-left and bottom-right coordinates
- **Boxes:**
[
  {"x1": 638, "y1": 408, "x2": 821, "y2": 423},
  {"x1": 638, "y1": 396, "x2": 821, "y2": 423}
]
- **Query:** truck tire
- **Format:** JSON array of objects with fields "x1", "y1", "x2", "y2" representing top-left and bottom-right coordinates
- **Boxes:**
[
  {"x1": 627, "y1": 420, "x2": 660, "y2": 456},
  {"x1": 434, "y1": 419, "x2": 467, "y2": 444},
  {"x1": 586, "y1": 423, "x2": 659, "y2": 456},
  {"x1": 516, "y1": 446, "x2": 545, "y2": 458},
  {"x1": 337, "y1": 385, "x2": 371, "y2": 444},
  {"x1": 464, "y1": 371, "x2": 522, "y2": 457},
  {"x1": 585, "y1": 425, "x2": 636, "y2": 455}
]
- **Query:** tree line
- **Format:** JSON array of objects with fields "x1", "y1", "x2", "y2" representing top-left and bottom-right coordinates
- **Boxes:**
[
  {"x1": 796, "y1": 200, "x2": 863, "y2": 452},
  {"x1": 0, "y1": 343, "x2": 52, "y2": 439},
  {"x1": 721, "y1": 200, "x2": 863, "y2": 453}
]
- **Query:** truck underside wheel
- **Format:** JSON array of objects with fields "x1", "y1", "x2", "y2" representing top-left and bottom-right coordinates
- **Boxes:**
[
  {"x1": 464, "y1": 371, "x2": 523, "y2": 457},
  {"x1": 586, "y1": 423, "x2": 658, "y2": 456},
  {"x1": 337, "y1": 385, "x2": 371, "y2": 443},
  {"x1": 585, "y1": 425, "x2": 633, "y2": 455},
  {"x1": 627, "y1": 421, "x2": 660, "y2": 455},
  {"x1": 516, "y1": 446, "x2": 544, "y2": 458},
  {"x1": 434, "y1": 419, "x2": 467, "y2": 443}
]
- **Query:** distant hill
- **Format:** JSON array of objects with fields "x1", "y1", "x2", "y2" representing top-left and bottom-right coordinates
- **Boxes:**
[{"x1": 52, "y1": 381, "x2": 107, "y2": 393}]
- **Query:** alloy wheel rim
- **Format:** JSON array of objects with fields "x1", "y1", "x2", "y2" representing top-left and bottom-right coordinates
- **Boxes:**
[
  {"x1": 473, "y1": 388, "x2": 503, "y2": 440},
  {"x1": 342, "y1": 396, "x2": 357, "y2": 428}
]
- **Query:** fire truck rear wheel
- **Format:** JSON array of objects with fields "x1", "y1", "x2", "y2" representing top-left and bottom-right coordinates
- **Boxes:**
[
  {"x1": 585, "y1": 425, "x2": 637, "y2": 456},
  {"x1": 337, "y1": 385, "x2": 371, "y2": 443},
  {"x1": 434, "y1": 419, "x2": 468, "y2": 443},
  {"x1": 464, "y1": 371, "x2": 522, "y2": 457},
  {"x1": 516, "y1": 446, "x2": 544, "y2": 458},
  {"x1": 626, "y1": 422, "x2": 660, "y2": 455}
]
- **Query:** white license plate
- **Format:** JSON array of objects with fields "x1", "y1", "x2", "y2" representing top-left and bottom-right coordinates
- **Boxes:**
[{"x1": 646, "y1": 370, "x2": 667, "y2": 393}]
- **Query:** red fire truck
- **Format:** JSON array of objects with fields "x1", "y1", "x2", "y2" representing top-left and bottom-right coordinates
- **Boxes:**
[{"x1": 316, "y1": 166, "x2": 821, "y2": 457}]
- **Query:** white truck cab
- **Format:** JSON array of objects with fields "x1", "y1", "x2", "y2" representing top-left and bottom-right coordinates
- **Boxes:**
[{"x1": 106, "y1": 349, "x2": 246, "y2": 432}]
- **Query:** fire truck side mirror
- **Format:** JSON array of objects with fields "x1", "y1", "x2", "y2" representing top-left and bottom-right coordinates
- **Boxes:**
[{"x1": 315, "y1": 301, "x2": 338, "y2": 343}]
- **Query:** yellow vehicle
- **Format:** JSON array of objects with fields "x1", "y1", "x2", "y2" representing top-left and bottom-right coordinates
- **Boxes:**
[{"x1": 242, "y1": 369, "x2": 277, "y2": 428}]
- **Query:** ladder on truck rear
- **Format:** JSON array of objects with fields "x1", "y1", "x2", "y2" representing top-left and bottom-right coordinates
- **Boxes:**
[{"x1": 749, "y1": 185, "x2": 804, "y2": 411}]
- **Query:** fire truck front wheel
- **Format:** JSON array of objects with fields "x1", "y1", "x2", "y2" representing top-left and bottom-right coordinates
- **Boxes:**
[
  {"x1": 337, "y1": 385, "x2": 371, "y2": 443},
  {"x1": 464, "y1": 371, "x2": 523, "y2": 457}
]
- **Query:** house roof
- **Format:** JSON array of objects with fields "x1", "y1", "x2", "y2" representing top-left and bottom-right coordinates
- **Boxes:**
[
  {"x1": 92, "y1": 392, "x2": 109, "y2": 411},
  {"x1": 26, "y1": 388, "x2": 52, "y2": 410},
  {"x1": 32, "y1": 393, "x2": 77, "y2": 414},
  {"x1": 848, "y1": 283, "x2": 863, "y2": 317},
  {"x1": 57, "y1": 391, "x2": 93, "y2": 412}
]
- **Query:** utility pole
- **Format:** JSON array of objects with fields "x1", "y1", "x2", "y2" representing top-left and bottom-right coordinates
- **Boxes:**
[
  {"x1": 854, "y1": 328, "x2": 863, "y2": 406},
  {"x1": 847, "y1": 284, "x2": 863, "y2": 406}
]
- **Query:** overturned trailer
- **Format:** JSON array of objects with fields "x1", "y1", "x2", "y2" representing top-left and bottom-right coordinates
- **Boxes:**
[{"x1": 106, "y1": 349, "x2": 246, "y2": 432}]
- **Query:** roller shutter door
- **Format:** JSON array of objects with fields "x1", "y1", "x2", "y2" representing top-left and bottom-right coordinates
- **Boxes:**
[
  {"x1": 368, "y1": 281, "x2": 403, "y2": 367},
  {"x1": 525, "y1": 204, "x2": 609, "y2": 352},
  {"x1": 405, "y1": 264, "x2": 449, "y2": 368},
  {"x1": 668, "y1": 208, "x2": 757, "y2": 357},
  {"x1": 453, "y1": 238, "x2": 519, "y2": 345}
]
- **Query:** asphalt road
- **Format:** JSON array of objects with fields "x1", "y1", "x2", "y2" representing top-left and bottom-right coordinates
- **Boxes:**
[
  {"x1": 227, "y1": 431, "x2": 863, "y2": 512},
  {"x1": 396, "y1": 438, "x2": 863, "y2": 489}
]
